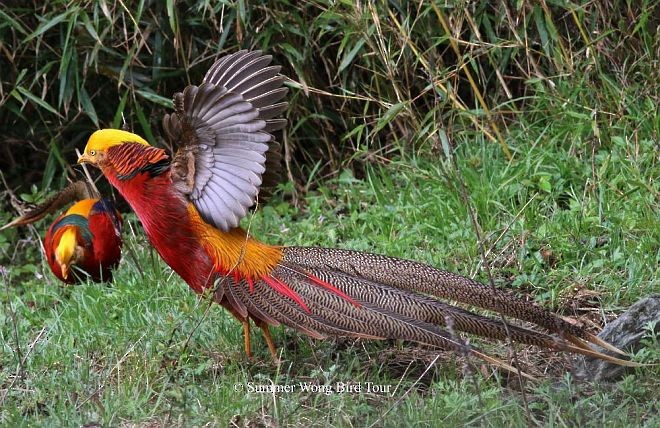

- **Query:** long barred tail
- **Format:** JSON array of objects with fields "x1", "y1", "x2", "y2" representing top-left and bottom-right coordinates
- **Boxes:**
[{"x1": 214, "y1": 246, "x2": 638, "y2": 372}]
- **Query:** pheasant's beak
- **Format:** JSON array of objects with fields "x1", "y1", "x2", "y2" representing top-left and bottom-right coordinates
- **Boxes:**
[
  {"x1": 59, "y1": 262, "x2": 70, "y2": 280},
  {"x1": 77, "y1": 153, "x2": 91, "y2": 164}
]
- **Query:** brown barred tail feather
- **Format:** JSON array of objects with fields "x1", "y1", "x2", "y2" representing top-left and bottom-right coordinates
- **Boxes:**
[
  {"x1": 1, "y1": 180, "x2": 95, "y2": 229},
  {"x1": 214, "y1": 245, "x2": 640, "y2": 373}
]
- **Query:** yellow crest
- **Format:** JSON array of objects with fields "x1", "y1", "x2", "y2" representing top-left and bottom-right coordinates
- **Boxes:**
[
  {"x1": 84, "y1": 129, "x2": 150, "y2": 154},
  {"x1": 55, "y1": 228, "x2": 78, "y2": 279}
]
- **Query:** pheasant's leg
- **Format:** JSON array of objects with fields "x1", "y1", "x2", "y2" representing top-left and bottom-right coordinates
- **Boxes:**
[
  {"x1": 254, "y1": 320, "x2": 278, "y2": 360},
  {"x1": 220, "y1": 302, "x2": 253, "y2": 359},
  {"x1": 243, "y1": 319, "x2": 252, "y2": 358}
]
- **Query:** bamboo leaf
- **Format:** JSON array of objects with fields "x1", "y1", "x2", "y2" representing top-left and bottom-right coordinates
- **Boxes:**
[
  {"x1": 338, "y1": 38, "x2": 366, "y2": 73},
  {"x1": 374, "y1": 102, "x2": 406, "y2": 134},
  {"x1": 16, "y1": 86, "x2": 60, "y2": 116},
  {"x1": 80, "y1": 11, "x2": 101, "y2": 43},
  {"x1": 24, "y1": 9, "x2": 76, "y2": 42},
  {"x1": 133, "y1": 101, "x2": 156, "y2": 144},
  {"x1": 0, "y1": 9, "x2": 28, "y2": 35},
  {"x1": 78, "y1": 86, "x2": 99, "y2": 127},
  {"x1": 136, "y1": 89, "x2": 174, "y2": 108},
  {"x1": 112, "y1": 90, "x2": 130, "y2": 129},
  {"x1": 166, "y1": 0, "x2": 177, "y2": 35}
]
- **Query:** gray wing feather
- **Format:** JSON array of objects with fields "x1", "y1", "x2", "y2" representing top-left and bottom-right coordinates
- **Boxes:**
[
  {"x1": 249, "y1": 88, "x2": 288, "y2": 109},
  {"x1": 223, "y1": 57, "x2": 274, "y2": 90},
  {"x1": 227, "y1": 66, "x2": 282, "y2": 94},
  {"x1": 197, "y1": 89, "x2": 245, "y2": 124},
  {"x1": 243, "y1": 76, "x2": 287, "y2": 101},
  {"x1": 204, "y1": 51, "x2": 262, "y2": 88},
  {"x1": 210, "y1": 110, "x2": 261, "y2": 129},
  {"x1": 190, "y1": 84, "x2": 217, "y2": 118},
  {"x1": 264, "y1": 120, "x2": 287, "y2": 133},
  {"x1": 170, "y1": 50, "x2": 288, "y2": 231},
  {"x1": 198, "y1": 182, "x2": 237, "y2": 229},
  {"x1": 209, "y1": 176, "x2": 254, "y2": 208},
  {"x1": 210, "y1": 158, "x2": 263, "y2": 184},
  {"x1": 217, "y1": 133, "x2": 275, "y2": 143},
  {"x1": 183, "y1": 87, "x2": 197, "y2": 115},
  {"x1": 258, "y1": 102, "x2": 289, "y2": 120},
  {"x1": 212, "y1": 148, "x2": 267, "y2": 161},
  {"x1": 203, "y1": 50, "x2": 261, "y2": 85}
]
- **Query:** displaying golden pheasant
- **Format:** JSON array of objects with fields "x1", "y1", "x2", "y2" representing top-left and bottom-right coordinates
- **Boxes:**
[
  {"x1": 3, "y1": 181, "x2": 123, "y2": 283},
  {"x1": 77, "y1": 50, "x2": 634, "y2": 373}
]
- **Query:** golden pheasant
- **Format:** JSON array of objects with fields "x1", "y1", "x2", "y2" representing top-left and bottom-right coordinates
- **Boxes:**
[
  {"x1": 3, "y1": 181, "x2": 123, "y2": 283},
  {"x1": 77, "y1": 50, "x2": 634, "y2": 373}
]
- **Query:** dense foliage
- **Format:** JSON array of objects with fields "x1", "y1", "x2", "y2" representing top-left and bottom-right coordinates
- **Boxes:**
[{"x1": 1, "y1": 1, "x2": 656, "y2": 190}]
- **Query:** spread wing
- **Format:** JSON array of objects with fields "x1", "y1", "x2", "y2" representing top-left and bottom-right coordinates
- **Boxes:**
[{"x1": 163, "y1": 50, "x2": 288, "y2": 231}]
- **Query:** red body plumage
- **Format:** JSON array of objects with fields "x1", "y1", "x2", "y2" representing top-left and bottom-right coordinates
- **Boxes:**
[{"x1": 102, "y1": 162, "x2": 216, "y2": 291}]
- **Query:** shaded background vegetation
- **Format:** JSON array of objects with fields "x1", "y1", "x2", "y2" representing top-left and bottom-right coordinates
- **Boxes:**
[{"x1": 1, "y1": 0, "x2": 656, "y2": 193}]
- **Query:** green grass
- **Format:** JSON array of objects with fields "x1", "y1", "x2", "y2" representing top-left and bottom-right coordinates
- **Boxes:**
[
  {"x1": 1, "y1": 133, "x2": 658, "y2": 426},
  {"x1": 1, "y1": 1, "x2": 659, "y2": 426}
]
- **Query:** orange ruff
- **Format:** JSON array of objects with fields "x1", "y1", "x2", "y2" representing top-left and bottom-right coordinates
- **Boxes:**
[{"x1": 186, "y1": 203, "x2": 283, "y2": 281}]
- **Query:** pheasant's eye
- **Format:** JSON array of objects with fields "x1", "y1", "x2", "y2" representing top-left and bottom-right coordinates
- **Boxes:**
[{"x1": 90, "y1": 150, "x2": 96, "y2": 156}]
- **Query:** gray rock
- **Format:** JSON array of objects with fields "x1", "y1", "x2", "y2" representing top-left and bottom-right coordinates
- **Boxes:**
[{"x1": 578, "y1": 294, "x2": 659, "y2": 381}]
